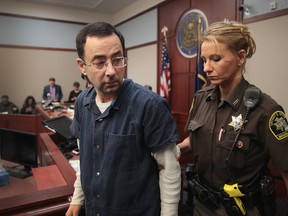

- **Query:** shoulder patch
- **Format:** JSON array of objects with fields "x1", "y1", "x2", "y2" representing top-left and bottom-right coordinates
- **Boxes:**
[{"x1": 269, "y1": 111, "x2": 288, "y2": 140}]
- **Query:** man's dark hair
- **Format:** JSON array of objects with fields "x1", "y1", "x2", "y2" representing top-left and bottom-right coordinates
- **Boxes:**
[
  {"x1": 1, "y1": 95, "x2": 8, "y2": 99},
  {"x1": 76, "y1": 22, "x2": 126, "y2": 60},
  {"x1": 73, "y1": 81, "x2": 80, "y2": 88}
]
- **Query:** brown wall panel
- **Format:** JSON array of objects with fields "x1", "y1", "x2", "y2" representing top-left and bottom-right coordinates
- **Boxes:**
[
  {"x1": 168, "y1": 36, "x2": 191, "y2": 74},
  {"x1": 158, "y1": 0, "x2": 191, "y2": 40},
  {"x1": 191, "y1": 0, "x2": 240, "y2": 23},
  {"x1": 173, "y1": 111, "x2": 189, "y2": 141},
  {"x1": 170, "y1": 73, "x2": 190, "y2": 114}
]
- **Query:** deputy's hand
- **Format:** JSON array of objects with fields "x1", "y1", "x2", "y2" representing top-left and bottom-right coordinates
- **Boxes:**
[{"x1": 176, "y1": 137, "x2": 191, "y2": 161}]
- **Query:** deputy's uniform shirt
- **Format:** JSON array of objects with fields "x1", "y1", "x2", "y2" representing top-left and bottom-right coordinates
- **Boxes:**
[{"x1": 185, "y1": 78, "x2": 288, "y2": 190}]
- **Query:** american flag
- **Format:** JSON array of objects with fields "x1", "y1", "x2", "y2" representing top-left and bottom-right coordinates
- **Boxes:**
[{"x1": 160, "y1": 39, "x2": 171, "y2": 100}]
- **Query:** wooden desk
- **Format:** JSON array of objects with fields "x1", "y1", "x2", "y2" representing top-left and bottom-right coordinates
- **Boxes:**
[
  {"x1": 0, "y1": 161, "x2": 37, "y2": 199},
  {"x1": 0, "y1": 113, "x2": 47, "y2": 134},
  {"x1": 0, "y1": 133, "x2": 77, "y2": 215},
  {"x1": 32, "y1": 165, "x2": 67, "y2": 191},
  {"x1": 36, "y1": 104, "x2": 74, "y2": 120}
]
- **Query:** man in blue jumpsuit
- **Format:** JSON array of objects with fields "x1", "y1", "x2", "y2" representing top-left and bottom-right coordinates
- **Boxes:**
[{"x1": 65, "y1": 22, "x2": 181, "y2": 216}]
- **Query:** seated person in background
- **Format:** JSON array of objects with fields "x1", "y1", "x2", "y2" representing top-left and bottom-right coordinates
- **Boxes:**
[
  {"x1": 81, "y1": 73, "x2": 93, "y2": 89},
  {"x1": 20, "y1": 95, "x2": 36, "y2": 114},
  {"x1": 144, "y1": 84, "x2": 152, "y2": 90},
  {"x1": 67, "y1": 81, "x2": 82, "y2": 103},
  {"x1": 0, "y1": 95, "x2": 19, "y2": 114},
  {"x1": 42, "y1": 77, "x2": 63, "y2": 102},
  {"x1": 85, "y1": 80, "x2": 93, "y2": 89}
]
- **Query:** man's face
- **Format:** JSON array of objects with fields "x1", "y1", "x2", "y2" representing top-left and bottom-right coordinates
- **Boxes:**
[
  {"x1": 77, "y1": 33, "x2": 126, "y2": 101},
  {"x1": 201, "y1": 41, "x2": 244, "y2": 88},
  {"x1": 49, "y1": 80, "x2": 55, "y2": 87},
  {"x1": 1, "y1": 97, "x2": 8, "y2": 105}
]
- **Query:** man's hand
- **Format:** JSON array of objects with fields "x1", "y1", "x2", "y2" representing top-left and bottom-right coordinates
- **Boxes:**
[{"x1": 65, "y1": 205, "x2": 82, "y2": 216}]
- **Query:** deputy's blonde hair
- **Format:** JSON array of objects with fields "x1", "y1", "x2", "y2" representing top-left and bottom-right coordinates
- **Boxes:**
[{"x1": 201, "y1": 20, "x2": 256, "y2": 59}]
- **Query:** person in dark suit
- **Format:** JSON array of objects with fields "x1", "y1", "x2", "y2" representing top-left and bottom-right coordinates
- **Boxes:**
[{"x1": 42, "y1": 77, "x2": 63, "y2": 102}]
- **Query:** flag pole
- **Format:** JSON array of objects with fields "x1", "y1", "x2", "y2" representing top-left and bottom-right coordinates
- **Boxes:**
[
  {"x1": 160, "y1": 26, "x2": 171, "y2": 102},
  {"x1": 197, "y1": 16, "x2": 201, "y2": 65}
]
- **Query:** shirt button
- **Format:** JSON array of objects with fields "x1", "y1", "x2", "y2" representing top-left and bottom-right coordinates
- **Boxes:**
[
  {"x1": 97, "y1": 194, "x2": 100, "y2": 198},
  {"x1": 97, "y1": 172, "x2": 100, "y2": 176},
  {"x1": 98, "y1": 118, "x2": 103, "y2": 122},
  {"x1": 96, "y1": 145, "x2": 100, "y2": 149}
]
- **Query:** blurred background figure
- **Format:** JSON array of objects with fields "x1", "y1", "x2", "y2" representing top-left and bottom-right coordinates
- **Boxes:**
[
  {"x1": 144, "y1": 84, "x2": 152, "y2": 90},
  {"x1": 20, "y1": 95, "x2": 36, "y2": 114},
  {"x1": 82, "y1": 74, "x2": 93, "y2": 89},
  {"x1": 67, "y1": 81, "x2": 82, "y2": 103},
  {"x1": 0, "y1": 95, "x2": 19, "y2": 114},
  {"x1": 85, "y1": 81, "x2": 93, "y2": 89},
  {"x1": 42, "y1": 77, "x2": 63, "y2": 102}
]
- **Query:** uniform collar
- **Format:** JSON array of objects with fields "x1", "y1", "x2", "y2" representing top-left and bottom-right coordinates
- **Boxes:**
[
  {"x1": 205, "y1": 78, "x2": 250, "y2": 110},
  {"x1": 205, "y1": 85, "x2": 218, "y2": 102},
  {"x1": 223, "y1": 78, "x2": 250, "y2": 110}
]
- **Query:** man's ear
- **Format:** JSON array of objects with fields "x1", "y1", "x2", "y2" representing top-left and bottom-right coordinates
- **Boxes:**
[{"x1": 76, "y1": 58, "x2": 87, "y2": 75}]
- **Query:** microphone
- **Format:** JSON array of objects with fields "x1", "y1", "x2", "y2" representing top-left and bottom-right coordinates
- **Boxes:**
[
  {"x1": 225, "y1": 86, "x2": 262, "y2": 181},
  {"x1": 243, "y1": 86, "x2": 262, "y2": 110}
]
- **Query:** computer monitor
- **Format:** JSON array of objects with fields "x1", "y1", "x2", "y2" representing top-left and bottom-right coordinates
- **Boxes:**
[
  {"x1": 42, "y1": 116, "x2": 77, "y2": 152},
  {"x1": 42, "y1": 116, "x2": 74, "y2": 140},
  {"x1": 0, "y1": 128, "x2": 37, "y2": 178}
]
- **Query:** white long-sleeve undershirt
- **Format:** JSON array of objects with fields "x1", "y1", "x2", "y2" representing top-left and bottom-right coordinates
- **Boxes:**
[
  {"x1": 70, "y1": 143, "x2": 181, "y2": 216},
  {"x1": 153, "y1": 143, "x2": 181, "y2": 216}
]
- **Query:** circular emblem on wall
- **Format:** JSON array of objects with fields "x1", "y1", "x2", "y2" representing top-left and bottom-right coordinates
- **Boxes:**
[{"x1": 176, "y1": 9, "x2": 208, "y2": 58}]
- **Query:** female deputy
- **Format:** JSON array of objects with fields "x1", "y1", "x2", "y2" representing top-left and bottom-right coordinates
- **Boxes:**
[{"x1": 178, "y1": 20, "x2": 288, "y2": 216}]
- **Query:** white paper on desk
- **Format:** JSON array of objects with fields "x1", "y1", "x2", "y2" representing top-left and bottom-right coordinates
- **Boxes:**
[
  {"x1": 67, "y1": 108, "x2": 74, "y2": 119},
  {"x1": 69, "y1": 159, "x2": 80, "y2": 172}
]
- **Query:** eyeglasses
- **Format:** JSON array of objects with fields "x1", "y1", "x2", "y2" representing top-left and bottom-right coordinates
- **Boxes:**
[{"x1": 82, "y1": 56, "x2": 128, "y2": 71}]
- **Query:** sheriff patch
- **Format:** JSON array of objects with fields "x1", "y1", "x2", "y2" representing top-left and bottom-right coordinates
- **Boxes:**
[{"x1": 269, "y1": 111, "x2": 288, "y2": 140}]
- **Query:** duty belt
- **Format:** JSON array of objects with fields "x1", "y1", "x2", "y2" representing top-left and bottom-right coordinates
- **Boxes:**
[
  {"x1": 185, "y1": 164, "x2": 266, "y2": 216},
  {"x1": 187, "y1": 175, "x2": 276, "y2": 216}
]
